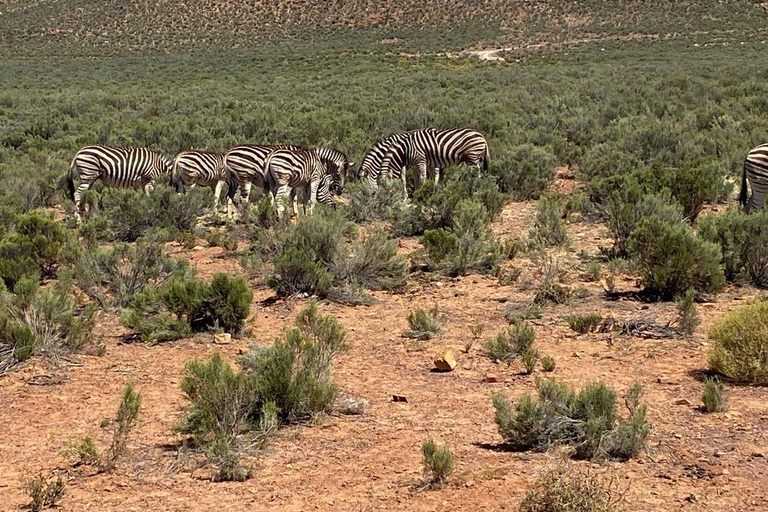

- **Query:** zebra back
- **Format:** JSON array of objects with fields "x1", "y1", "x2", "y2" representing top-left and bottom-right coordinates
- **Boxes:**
[
  {"x1": 741, "y1": 142, "x2": 768, "y2": 211},
  {"x1": 381, "y1": 128, "x2": 488, "y2": 177},
  {"x1": 70, "y1": 145, "x2": 172, "y2": 190},
  {"x1": 223, "y1": 144, "x2": 300, "y2": 190},
  {"x1": 172, "y1": 150, "x2": 225, "y2": 190}
]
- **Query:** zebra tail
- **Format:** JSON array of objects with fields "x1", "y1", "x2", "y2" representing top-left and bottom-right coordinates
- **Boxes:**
[
  {"x1": 66, "y1": 155, "x2": 77, "y2": 201},
  {"x1": 171, "y1": 156, "x2": 182, "y2": 192},
  {"x1": 738, "y1": 158, "x2": 748, "y2": 209},
  {"x1": 483, "y1": 144, "x2": 490, "y2": 173},
  {"x1": 225, "y1": 168, "x2": 238, "y2": 200}
]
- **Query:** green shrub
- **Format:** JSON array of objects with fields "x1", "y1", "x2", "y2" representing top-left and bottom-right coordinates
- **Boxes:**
[
  {"x1": 540, "y1": 355, "x2": 556, "y2": 372},
  {"x1": 582, "y1": 261, "x2": 602, "y2": 282},
  {"x1": 100, "y1": 382, "x2": 142, "y2": 472},
  {"x1": 483, "y1": 321, "x2": 535, "y2": 363},
  {"x1": 521, "y1": 348, "x2": 539, "y2": 375},
  {"x1": 674, "y1": 289, "x2": 700, "y2": 336},
  {"x1": 708, "y1": 300, "x2": 768, "y2": 384},
  {"x1": 493, "y1": 144, "x2": 557, "y2": 200},
  {"x1": 566, "y1": 314, "x2": 603, "y2": 335},
  {"x1": 698, "y1": 210, "x2": 768, "y2": 287},
  {"x1": 533, "y1": 258, "x2": 572, "y2": 305},
  {"x1": 529, "y1": 194, "x2": 569, "y2": 248},
  {"x1": 519, "y1": 460, "x2": 617, "y2": 512},
  {"x1": 628, "y1": 216, "x2": 725, "y2": 299},
  {"x1": 493, "y1": 379, "x2": 649, "y2": 461},
  {"x1": 341, "y1": 229, "x2": 408, "y2": 291},
  {"x1": 0, "y1": 211, "x2": 68, "y2": 289},
  {"x1": 23, "y1": 475, "x2": 66, "y2": 512},
  {"x1": 404, "y1": 305, "x2": 447, "y2": 340},
  {"x1": 343, "y1": 178, "x2": 403, "y2": 223},
  {"x1": 69, "y1": 235, "x2": 192, "y2": 309},
  {"x1": 267, "y1": 248, "x2": 334, "y2": 298},
  {"x1": 701, "y1": 376, "x2": 729, "y2": 413},
  {"x1": 421, "y1": 438, "x2": 454, "y2": 489},
  {"x1": 61, "y1": 436, "x2": 100, "y2": 467},
  {"x1": 122, "y1": 273, "x2": 253, "y2": 342}
]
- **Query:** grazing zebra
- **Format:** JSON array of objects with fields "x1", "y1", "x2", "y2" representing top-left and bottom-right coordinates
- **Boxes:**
[
  {"x1": 66, "y1": 145, "x2": 172, "y2": 221},
  {"x1": 381, "y1": 128, "x2": 490, "y2": 197},
  {"x1": 264, "y1": 148, "x2": 342, "y2": 218},
  {"x1": 358, "y1": 131, "x2": 441, "y2": 193},
  {"x1": 223, "y1": 144, "x2": 349, "y2": 206},
  {"x1": 740, "y1": 143, "x2": 768, "y2": 213},
  {"x1": 171, "y1": 150, "x2": 237, "y2": 212}
]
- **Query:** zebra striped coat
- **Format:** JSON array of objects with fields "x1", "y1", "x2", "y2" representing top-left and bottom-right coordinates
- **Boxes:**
[
  {"x1": 172, "y1": 150, "x2": 237, "y2": 211},
  {"x1": 67, "y1": 145, "x2": 172, "y2": 221},
  {"x1": 223, "y1": 144, "x2": 349, "y2": 205},
  {"x1": 380, "y1": 128, "x2": 490, "y2": 197},
  {"x1": 265, "y1": 148, "x2": 340, "y2": 218},
  {"x1": 358, "y1": 131, "x2": 439, "y2": 191},
  {"x1": 740, "y1": 143, "x2": 768, "y2": 213}
]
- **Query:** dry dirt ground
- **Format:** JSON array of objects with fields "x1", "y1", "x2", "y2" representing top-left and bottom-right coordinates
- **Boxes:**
[{"x1": 1, "y1": 178, "x2": 767, "y2": 511}]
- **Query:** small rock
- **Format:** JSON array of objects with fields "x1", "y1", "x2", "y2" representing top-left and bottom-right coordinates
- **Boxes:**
[
  {"x1": 674, "y1": 398, "x2": 692, "y2": 406},
  {"x1": 714, "y1": 451, "x2": 725, "y2": 458},
  {"x1": 721, "y1": 468, "x2": 730, "y2": 475},
  {"x1": 686, "y1": 494, "x2": 699, "y2": 503},
  {"x1": 192, "y1": 246, "x2": 204, "y2": 251},
  {"x1": 752, "y1": 451, "x2": 766, "y2": 458},
  {"x1": 484, "y1": 372, "x2": 503, "y2": 383},
  {"x1": 213, "y1": 333, "x2": 232, "y2": 344},
  {"x1": 392, "y1": 394, "x2": 408, "y2": 403},
  {"x1": 434, "y1": 349, "x2": 457, "y2": 372}
]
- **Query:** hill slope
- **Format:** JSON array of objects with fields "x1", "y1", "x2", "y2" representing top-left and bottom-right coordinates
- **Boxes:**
[{"x1": 1, "y1": 0, "x2": 767, "y2": 58}]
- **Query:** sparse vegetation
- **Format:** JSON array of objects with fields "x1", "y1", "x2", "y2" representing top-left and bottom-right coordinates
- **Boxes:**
[
  {"x1": 519, "y1": 460, "x2": 617, "y2": 512},
  {"x1": 404, "y1": 306, "x2": 447, "y2": 340},
  {"x1": 565, "y1": 314, "x2": 603, "y2": 335},
  {"x1": 529, "y1": 194, "x2": 569, "y2": 248},
  {"x1": 709, "y1": 300, "x2": 768, "y2": 385},
  {"x1": 23, "y1": 475, "x2": 66, "y2": 512},
  {"x1": 483, "y1": 321, "x2": 535, "y2": 363},
  {"x1": 540, "y1": 355, "x2": 556, "y2": 372},
  {"x1": 100, "y1": 382, "x2": 142, "y2": 472},
  {"x1": 701, "y1": 376, "x2": 729, "y2": 413},
  {"x1": 698, "y1": 210, "x2": 768, "y2": 287},
  {"x1": 493, "y1": 379, "x2": 649, "y2": 461},
  {"x1": 674, "y1": 289, "x2": 700, "y2": 336},
  {"x1": 421, "y1": 438, "x2": 454, "y2": 489}
]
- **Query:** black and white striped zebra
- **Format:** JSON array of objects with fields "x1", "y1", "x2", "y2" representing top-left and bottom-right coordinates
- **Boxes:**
[
  {"x1": 357, "y1": 131, "x2": 434, "y2": 191},
  {"x1": 380, "y1": 128, "x2": 490, "y2": 197},
  {"x1": 66, "y1": 145, "x2": 172, "y2": 221},
  {"x1": 264, "y1": 148, "x2": 342, "y2": 218},
  {"x1": 223, "y1": 144, "x2": 349, "y2": 206},
  {"x1": 739, "y1": 143, "x2": 768, "y2": 213},
  {"x1": 171, "y1": 150, "x2": 237, "y2": 212}
]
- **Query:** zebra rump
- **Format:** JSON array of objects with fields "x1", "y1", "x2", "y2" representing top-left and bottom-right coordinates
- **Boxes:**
[{"x1": 740, "y1": 143, "x2": 768, "y2": 212}]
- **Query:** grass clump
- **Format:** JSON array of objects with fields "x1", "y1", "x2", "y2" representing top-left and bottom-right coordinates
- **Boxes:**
[
  {"x1": 674, "y1": 289, "x2": 699, "y2": 336},
  {"x1": 0, "y1": 210, "x2": 68, "y2": 289},
  {"x1": 421, "y1": 438, "x2": 454, "y2": 489},
  {"x1": 698, "y1": 210, "x2": 768, "y2": 287},
  {"x1": 178, "y1": 301, "x2": 347, "y2": 480},
  {"x1": 122, "y1": 273, "x2": 253, "y2": 343},
  {"x1": 404, "y1": 305, "x2": 447, "y2": 340},
  {"x1": 628, "y1": 215, "x2": 725, "y2": 299},
  {"x1": 540, "y1": 356, "x2": 556, "y2": 372},
  {"x1": 23, "y1": 475, "x2": 66, "y2": 512},
  {"x1": 61, "y1": 436, "x2": 100, "y2": 467},
  {"x1": 708, "y1": 300, "x2": 768, "y2": 384},
  {"x1": 519, "y1": 460, "x2": 618, "y2": 512},
  {"x1": 565, "y1": 314, "x2": 603, "y2": 335},
  {"x1": 701, "y1": 376, "x2": 729, "y2": 413},
  {"x1": 529, "y1": 194, "x2": 570, "y2": 248},
  {"x1": 493, "y1": 379, "x2": 649, "y2": 461},
  {"x1": 100, "y1": 382, "x2": 142, "y2": 472},
  {"x1": 483, "y1": 321, "x2": 535, "y2": 363}
]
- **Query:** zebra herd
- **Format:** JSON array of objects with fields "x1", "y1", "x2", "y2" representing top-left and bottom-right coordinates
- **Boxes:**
[{"x1": 66, "y1": 129, "x2": 768, "y2": 221}]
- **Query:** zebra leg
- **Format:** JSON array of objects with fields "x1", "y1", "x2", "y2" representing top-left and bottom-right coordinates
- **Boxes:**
[
  {"x1": 73, "y1": 182, "x2": 92, "y2": 223},
  {"x1": 213, "y1": 181, "x2": 225, "y2": 212},
  {"x1": 308, "y1": 180, "x2": 319, "y2": 215},
  {"x1": 400, "y1": 168, "x2": 408, "y2": 200},
  {"x1": 749, "y1": 191, "x2": 766, "y2": 213},
  {"x1": 144, "y1": 182, "x2": 155, "y2": 196},
  {"x1": 418, "y1": 161, "x2": 428, "y2": 187},
  {"x1": 241, "y1": 182, "x2": 253, "y2": 205},
  {"x1": 275, "y1": 185, "x2": 291, "y2": 219}
]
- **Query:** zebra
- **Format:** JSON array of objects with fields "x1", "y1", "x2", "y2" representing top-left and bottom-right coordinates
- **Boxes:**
[
  {"x1": 740, "y1": 142, "x2": 768, "y2": 213},
  {"x1": 358, "y1": 131, "x2": 440, "y2": 193},
  {"x1": 223, "y1": 144, "x2": 349, "y2": 206},
  {"x1": 264, "y1": 148, "x2": 343, "y2": 218},
  {"x1": 66, "y1": 145, "x2": 172, "y2": 222},
  {"x1": 171, "y1": 150, "x2": 238, "y2": 213},
  {"x1": 380, "y1": 128, "x2": 490, "y2": 197}
]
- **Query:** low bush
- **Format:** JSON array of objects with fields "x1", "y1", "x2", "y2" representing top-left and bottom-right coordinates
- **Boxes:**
[
  {"x1": 529, "y1": 194, "x2": 569, "y2": 248},
  {"x1": 338, "y1": 229, "x2": 408, "y2": 291},
  {"x1": 532, "y1": 258, "x2": 572, "y2": 305},
  {"x1": 178, "y1": 302, "x2": 348, "y2": 479},
  {"x1": 628, "y1": 216, "x2": 725, "y2": 299},
  {"x1": 342, "y1": 178, "x2": 403, "y2": 223},
  {"x1": 404, "y1": 306, "x2": 447, "y2": 340},
  {"x1": 69, "y1": 235, "x2": 192, "y2": 309},
  {"x1": 483, "y1": 321, "x2": 535, "y2": 363},
  {"x1": 122, "y1": 273, "x2": 253, "y2": 342},
  {"x1": 61, "y1": 436, "x2": 100, "y2": 467},
  {"x1": 0, "y1": 277, "x2": 95, "y2": 368},
  {"x1": 492, "y1": 143, "x2": 557, "y2": 200},
  {"x1": 81, "y1": 185, "x2": 207, "y2": 243},
  {"x1": 701, "y1": 376, "x2": 729, "y2": 413},
  {"x1": 0, "y1": 211, "x2": 69, "y2": 289},
  {"x1": 566, "y1": 314, "x2": 603, "y2": 335},
  {"x1": 674, "y1": 289, "x2": 700, "y2": 336},
  {"x1": 267, "y1": 248, "x2": 335, "y2": 298},
  {"x1": 421, "y1": 438, "x2": 454, "y2": 489},
  {"x1": 540, "y1": 355, "x2": 556, "y2": 372},
  {"x1": 519, "y1": 460, "x2": 617, "y2": 512},
  {"x1": 698, "y1": 210, "x2": 768, "y2": 287},
  {"x1": 101, "y1": 382, "x2": 142, "y2": 472},
  {"x1": 493, "y1": 379, "x2": 649, "y2": 461},
  {"x1": 708, "y1": 300, "x2": 768, "y2": 384},
  {"x1": 23, "y1": 475, "x2": 66, "y2": 512}
]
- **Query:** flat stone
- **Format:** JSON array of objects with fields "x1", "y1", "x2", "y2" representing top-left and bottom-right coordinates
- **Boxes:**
[
  {"x1": 434, "y1": 349, "x2": 457, "y2": 372},
  {"x1": 392, "y1": 395, "x2": 408, "y2": 403},
  {"x1": 484, "y1": 372, "x2": 503, "y2": 383},
  {"x1": 213, "y1": 333, "x2": 232, "y2": 344},
  {"x1": 674, "y1": 398, "x2": 692, "y2": 406}
]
